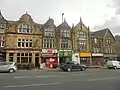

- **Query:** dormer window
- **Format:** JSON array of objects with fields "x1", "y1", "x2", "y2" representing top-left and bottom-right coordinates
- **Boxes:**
[{"x1": 18, "y1": 24, "x2": 32, "y2": 34}]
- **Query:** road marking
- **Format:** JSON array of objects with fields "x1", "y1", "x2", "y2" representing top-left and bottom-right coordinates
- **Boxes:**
[
  {"x1": 4, "y1": 83, "x2": 61, "y2": 88},
  {"x1": 13, "y1": 75, "x2": 63, "y2": 79},
  {"x1": 87, "y1": 77, "x2": 119, "y2": 81}
]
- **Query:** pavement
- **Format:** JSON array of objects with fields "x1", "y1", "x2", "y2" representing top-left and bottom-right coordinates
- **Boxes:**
[{"x1": 0, "y1": 68, "x2": 120, "y2": 90}]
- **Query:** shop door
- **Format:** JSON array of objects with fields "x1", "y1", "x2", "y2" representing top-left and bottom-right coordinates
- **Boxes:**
[{"x1": 35, "y1": 57, "x2": 39, "y2": 67}]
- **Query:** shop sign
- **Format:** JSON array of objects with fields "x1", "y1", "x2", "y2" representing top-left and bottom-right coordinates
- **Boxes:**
[
  {"x1": 42, "y1": 53, "x2": 57, "y2": 57},
  {"x1": 92, "y1": 53, "x2": 103, "y2": 56},
  {"x1": 59, "y1": 51, "x2": 72, "y2": 57},
  {"x1": 42, "y1": 49, "x2": 57, "y2": 53},
  {"x1": 80, "y1": 53, "x2": 91, "y2": 57}
]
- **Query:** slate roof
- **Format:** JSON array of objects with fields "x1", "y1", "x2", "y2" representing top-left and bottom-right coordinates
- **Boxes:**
[
  {"x1": 92, "y1": 28, "x2": 109, "y2": 38},
  {"x1": 0, "y1": 11, "x2": 7, "y2": 24},
  {"x1": 44, "y1": 17, "x2": 56, "y2": 28},
  {"x1": 57, "y1": 19, "x2": 71, "y2": 30},
  {"x1": 74, "y1": 17, "x2": 87, "y2": 29}
]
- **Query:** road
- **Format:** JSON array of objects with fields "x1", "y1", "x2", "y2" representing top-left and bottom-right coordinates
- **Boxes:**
[{"x1": 0, "y1": 68, "x2": 120, "y2": 90}]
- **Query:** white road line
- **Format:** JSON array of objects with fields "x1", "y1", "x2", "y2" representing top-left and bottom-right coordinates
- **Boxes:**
[
  {"x1": 13, "y1": 75, "x2": 63, "y2": 79},
  {"x1": 4, "y1": 83, "x2": 61, "y2": 88},
  {"x1": 87, "y1": 77, "x2": 119, "y2": 81}
]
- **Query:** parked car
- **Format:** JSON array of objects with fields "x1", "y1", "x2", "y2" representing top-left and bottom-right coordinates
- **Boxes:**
[
  {"x1": 0, "y1": 62, "x2": 17, "y2": 73},
  {"x1": 107, "y1": 61, "x2": 120, "y2": 69},
  {"x1": 60, "y1": 61, "x2": 87, "y2": 72}
]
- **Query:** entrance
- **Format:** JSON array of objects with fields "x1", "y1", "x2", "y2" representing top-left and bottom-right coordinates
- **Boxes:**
[{"x1": 35, "y1": 57, "x2": 39, "y2": 68}]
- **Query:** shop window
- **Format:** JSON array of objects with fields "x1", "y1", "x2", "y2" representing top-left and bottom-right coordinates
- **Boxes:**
[
  {"x1": 21, "y1": 53, "x2": 24, "y2": 56},
  {"x1": 25, "y1": 53, "x2": 28, "y2": 56},
  {"x1": 29, "y1": 57, "x2": 32, "y2": 63},
  {"x1": 17, "y1": 57, "x2": 20, "y2": 63},
  {"x1": 21, "y1": 57, "x2": 28, "y2": 63},
  {"x1": 17, "y1": 53, "x2": 20, "y2": 56},
  {"x1": 35, "y1": 53, "x2": 39, "y2": 56}
]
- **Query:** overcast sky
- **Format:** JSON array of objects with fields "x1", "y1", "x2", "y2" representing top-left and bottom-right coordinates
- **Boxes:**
[{"x1": 0, "y1": 0, "x2": 120, "y2": 35}]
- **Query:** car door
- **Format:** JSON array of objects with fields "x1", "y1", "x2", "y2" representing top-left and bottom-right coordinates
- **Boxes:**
[{"x1": 2, "y1": 63, "x2": 9, "y2": 71}]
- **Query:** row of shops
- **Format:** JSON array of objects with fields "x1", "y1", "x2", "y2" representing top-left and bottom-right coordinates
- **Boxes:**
[
  {"x1": 0, "y1": 49, "x2": 117, "y2": 68},
  {"x1": 41, "y1": 49, "x2": 117, "y2": 68}
]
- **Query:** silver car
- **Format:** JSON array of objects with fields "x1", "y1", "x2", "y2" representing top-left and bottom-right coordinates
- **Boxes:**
[{"x1": 0, "y1": 62, "x2": 17, "y2": 73}]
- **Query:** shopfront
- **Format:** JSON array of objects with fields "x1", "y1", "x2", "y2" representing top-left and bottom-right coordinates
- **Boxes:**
[
  {"x1": 41, "y1": 49, "x2": 58, "y2": 68},
  {"x1": 92, "y1": 53, "x2": 104, "y2": 66},
  {"x1": 59, "y1": 50, "x2": 72, "y2": 64},
  {"x1": 80, "y1": 52, "x2": 91, "y2": 65},
  {"x1": 104, "y1": 54, "x2": 117, "y2": 63}
]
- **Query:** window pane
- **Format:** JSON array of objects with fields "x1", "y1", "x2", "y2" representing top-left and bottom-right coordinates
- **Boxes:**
[
  {"x1": 29, "y1": 53, "x2": 32, "y2": 56},
  {"x1": 25, "y1": 53, "x2": 28, "y2": 56},
  {"x1": 22, "y1": 42, "x2": 24, "y2": 47},
  {"x1": 17, "y1": 53, "x2": 20, "y2": 56},
  {"x1": 29, "y1": 43, "x2": 32, "y2": 47},
  {"x1": 26, "y1": 43, "x2": 28, "y2": 47},
  {"x1": 35, "y1": 53, "x2": 39, "y2": 56},
  {"x1": 47, "y1": 43, "x2": 49, "y2": 48},
  {"x1": 21, "y1": 53, "x2": 24, "y2": 56},
  {"x1": 9, "y1": 53, "x2": 13, "y2": 56},
  {"x1": 18, "y1": 42, "x2": 21, "y2": 47},
  {"x1": 17, "y1": 57, "x2": 20, "y2": 63},
  {"x1": 50, "y1": 43, "x2": 52, "y2": 48},
  {"x1": 21, "y1": 57, "x2": 28, "y2": 63}
]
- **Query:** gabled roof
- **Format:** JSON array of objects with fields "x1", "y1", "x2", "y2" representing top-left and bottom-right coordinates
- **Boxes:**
[
  {"x1": 74, "y1": 17, "x2": 87, "y2": 29},
  {"x1": 92, "y1": 28, "x2": 108, "y2": 37},
  {"x1": 92, "y1": 28, "x2": 115, "y2": 40},
  {"x1": 57, "y1": 19, "x2": 71, "y2": 30},
  {"x1": 0, "y1": 10, "x2": 7, "y2": 24},
  {"x1": 44, "y1": 17, "x2": 56, "y2": 28}
]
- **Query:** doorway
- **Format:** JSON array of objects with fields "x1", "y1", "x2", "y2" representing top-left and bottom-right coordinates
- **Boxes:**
[{"x1": 35, "y1": 57, "x2": 39, "y2": 68}]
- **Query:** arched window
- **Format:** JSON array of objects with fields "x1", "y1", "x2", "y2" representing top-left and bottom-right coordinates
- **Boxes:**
[{"x1": 18, "y1": 24, "x2": 32, "y2": 34}]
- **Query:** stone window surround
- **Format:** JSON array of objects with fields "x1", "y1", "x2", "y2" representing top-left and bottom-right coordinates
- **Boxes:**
[
  {"x1": 18, "y1": 24, "x2": 32, "y2": 34},
  {"x1": 17, "y1": 39, "x2": 32, "y2": 48}
]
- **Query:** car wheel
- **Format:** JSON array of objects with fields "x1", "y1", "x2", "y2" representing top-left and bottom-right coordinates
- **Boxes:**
[
  {"x1": 81, "y1": 67, "x2": 86, "y2": 71},
  {"x1": 9, "y1": 69, "x2": 15, "y2": 73},
  {"x1": 114, "y1": 66, "x2": 117, "y2": 69},
  {"x1": 68, "y1": 67, "x2": 72, "y2": 72}
]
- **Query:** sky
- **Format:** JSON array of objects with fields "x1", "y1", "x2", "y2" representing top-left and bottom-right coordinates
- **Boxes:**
[{"x1": 0, "y1": 0, "x2": 120, "y2": 35}]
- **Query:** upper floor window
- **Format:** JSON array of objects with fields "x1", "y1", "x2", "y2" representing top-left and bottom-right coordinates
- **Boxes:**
[
  {"x1": 106, "y1": 39, "x2": 111, "y2": 44},
  {"x1": 0, "y1": 25, "x2": 5, "y2": 33},
  {"x1": 43, "y1": 38, "x2": 55, "y2": 48},
  {"x1": 78, "y1": 41, "x2": 87, "y2": 51},
  {"x1": 18, "y1": 39, "x2": 32, "y2": 48},
  {"x1": 44, "y1": 29, "x2": 54, "y2": 37},
  {"x1": 61, "y1": 30, "x2": 70, "y2": 37},
  {"x1": 94, "y1": 38, "x2": 97, "y2": 43},
  {"x1": 60, "y1": 39, "x2": 70, "y2": 49},
  {"x1": 77, "y1": 32, "x2": 86, "y2": 40},
  {"x1": 18, "y1": 24, "x2": 32, "y2": 34},
  {"x1": 0, "y1": 37, "x2": 5, "y2": 47}
]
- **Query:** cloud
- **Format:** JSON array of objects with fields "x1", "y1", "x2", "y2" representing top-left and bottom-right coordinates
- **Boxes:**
[
  {"x1": 0, "y1": 0, "x2": 117, "y2": 30},
  {"x1": 93, "y1": 0, "x2": 120, "y2": 35}
]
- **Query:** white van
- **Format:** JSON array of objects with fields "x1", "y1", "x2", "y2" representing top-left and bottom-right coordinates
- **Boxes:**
[{"x1": 107, "y1": 61, "x2": 120, "y2": 69}]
